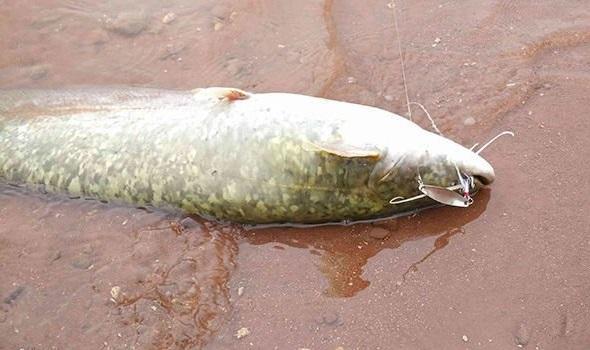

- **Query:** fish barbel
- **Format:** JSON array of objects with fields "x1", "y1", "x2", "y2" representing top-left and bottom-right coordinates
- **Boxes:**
[{"x1": 0, "y1": 87, "x2": 494, "y2": 224}]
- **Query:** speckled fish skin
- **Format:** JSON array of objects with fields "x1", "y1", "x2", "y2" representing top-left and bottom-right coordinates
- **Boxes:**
[{"x1": 0, "y1": 87, "x2": 495, "y2": 224}]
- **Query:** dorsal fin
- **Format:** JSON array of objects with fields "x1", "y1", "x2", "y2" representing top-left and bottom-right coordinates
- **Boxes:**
[{"x1": 192, "y1": 87, "x2": 250, "y2": 102}]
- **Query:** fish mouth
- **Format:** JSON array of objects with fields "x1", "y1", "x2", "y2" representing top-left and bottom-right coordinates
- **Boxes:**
[
  {"x1": 466, "y1": 153, "x2": 495, "y2": 186},
  {"x1": 473, "y1": 174, "x2": 492, "y2": 186},
  {"x1": 469, "y1": 165, "x2": 496, "y2": 187},
  {"x1": 470, "y1": 176, "x2": 484, "y2": 191}
]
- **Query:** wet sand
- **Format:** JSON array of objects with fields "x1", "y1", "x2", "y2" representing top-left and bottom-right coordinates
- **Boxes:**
[{"x1": 1, "y1": 0, "x2": 590, "y2": 349}]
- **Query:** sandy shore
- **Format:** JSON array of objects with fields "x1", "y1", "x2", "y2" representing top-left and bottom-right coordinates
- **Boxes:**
[{"x1": 1, "y1": 1, "x2": 589, "y2": 349}]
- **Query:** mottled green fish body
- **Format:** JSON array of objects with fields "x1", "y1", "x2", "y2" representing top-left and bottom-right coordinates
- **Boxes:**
[{"x1": 0, "y1": 87, "x2": 494, "y2": 224}]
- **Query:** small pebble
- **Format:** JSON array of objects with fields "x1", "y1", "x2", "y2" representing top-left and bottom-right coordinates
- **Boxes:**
[
  {"x1": 3, "y1": 286, "x2": 25, "y2": 305},
  {"x1": 49, "y1": 250, "x2": 62, "y2": 262},
  {"x1": 106, "y1": 12, "x2": 149, "y2": 36},
  {"x1": 110, "y1": 286, "x2": 121, "y2": 300},
  {"x1": 237, "y1": 286, "x2": 244, "y2": 296},
  {"x1": 463, "y1": 117, "x2": 476, "y2": 126},
  {"x1": 180, "y1": 217, "x2": 202, "y2": 231},
  {"x1": 71, "y1": 256, "x2": 93, "y2": 270},
  {"x1": 235, "y1": 327, "x2": 250, "y2": 339},
  {"x1": 560, "y1": 312, "x2": 574, "y2": 336},
  {"x1": 162, "y1": 12, "x2": 177, "y2": 24},
  {"x1": 321, "y1": 311, "x2": 341, "y2": 326},
  {"x1": 29, "y1": 65, "x2": 49, "y2": 81},
  {"x1": 214, "y1": 21, "x2": 224, "y2": 31},
  {"x1": 347, "y1": 76, "x2": 357, "y2": 84},
  {"x1": 515, "y1": 323, "x2": 530, "y2": 347},
  {"x1": 462, "y1": 335, "x2": 469, "y2": 342},
  {"x1": 369, "y1": 227, "x2": 390, "y2": 240},
  {"x1": 86, "y1": 29, "x2": 110, "y2": 46}
]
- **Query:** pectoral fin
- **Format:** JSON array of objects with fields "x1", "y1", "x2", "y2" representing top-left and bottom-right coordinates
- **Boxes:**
[
  {"x1": 368, "y1": 153, "x2": 404, "y2": 190},
  {"x1": 304, "y1": 140, "x2": 381, "y2": 160}
]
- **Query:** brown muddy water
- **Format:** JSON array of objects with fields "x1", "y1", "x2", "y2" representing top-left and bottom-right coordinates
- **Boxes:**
[{"x1": 1, "y1": 1, "x2": 590, "y2": 349}]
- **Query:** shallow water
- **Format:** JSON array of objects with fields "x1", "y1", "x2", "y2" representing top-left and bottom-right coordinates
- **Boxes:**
[{"x1": 2, "y1": 0, "x2": 590, "y2": 349}]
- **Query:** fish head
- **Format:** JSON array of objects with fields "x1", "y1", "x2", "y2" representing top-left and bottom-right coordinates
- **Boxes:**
[
  {"x1": 339, "y1": 108, "x2": 496, "y2": 208},
  {"x1": 371, "y1": 128, "x2": 495, "y2": 207},
  {"x1": 421, "y1": 131, "x2": 495, "y2": 187},
  {"x1": 398, "y1": 130, "x2": 495, "y2": 204}
]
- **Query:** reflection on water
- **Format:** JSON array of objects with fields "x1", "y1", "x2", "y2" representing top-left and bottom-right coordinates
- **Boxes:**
[{"x1": 245, "y1": 190, "x2": 489, "y2": 297}]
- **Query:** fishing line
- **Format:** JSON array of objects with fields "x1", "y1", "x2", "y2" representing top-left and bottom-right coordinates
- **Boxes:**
[
  {"x1": 390, "y1": 0, "x2": 412, "y2": 121},
  {"x1": 391, "y1": 1, "x2": 444, "y2": 135},
  {"x1": 409, "y1": 101, "x2": 442, "y2": 135}
]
